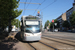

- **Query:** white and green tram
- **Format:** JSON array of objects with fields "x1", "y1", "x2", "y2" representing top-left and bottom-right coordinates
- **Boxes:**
[{"x1": 21, "y1": 15, "x2": 42, "y2": 41}]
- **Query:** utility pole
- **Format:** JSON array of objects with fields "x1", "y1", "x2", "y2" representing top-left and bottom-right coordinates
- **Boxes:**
[
  {"x1": 41, "y1": 12, "x2": 43, "y2": 21},
  {"x1": 52, "y1": 20, "x2": 54, "y2": 32},
  {"x1": 53, "y1": 23, "x2": 54, "y2": 32},
  {"x1": 41, "y1": 12, "x2": 43, "y2": 29}
]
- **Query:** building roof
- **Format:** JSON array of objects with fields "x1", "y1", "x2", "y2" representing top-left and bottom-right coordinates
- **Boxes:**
[{"x1": 66, "y1": 7, "x2": 73, "y2": 12}]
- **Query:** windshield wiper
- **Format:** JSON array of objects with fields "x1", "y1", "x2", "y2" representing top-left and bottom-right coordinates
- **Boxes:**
[
  {"x1": 29, "y1": 30, "x2": 34, "y2": 34},
  {"x1": 25, "y1": 26, "x2": 34, "y2": 34}
]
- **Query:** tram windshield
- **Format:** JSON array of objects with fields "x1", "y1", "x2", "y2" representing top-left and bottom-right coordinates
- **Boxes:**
[{"x1": 25, "y1": 21, "x2": 41, "y2": 33}]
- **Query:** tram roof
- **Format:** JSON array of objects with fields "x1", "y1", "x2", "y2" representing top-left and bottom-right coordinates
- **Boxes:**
[
  {"x1": 21, "y1": 15, "x2": 42, "y2": 21},
  {"x1": 22, "y1": 15, "x2": 41, "y2": 19},
  {"x1": 22, "y1": 15, "x2": 40, "y2": 18}
]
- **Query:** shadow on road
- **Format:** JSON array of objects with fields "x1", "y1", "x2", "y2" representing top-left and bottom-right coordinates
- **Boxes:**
[
  {"x1": 0, "y1": 32, "x2": 19, "y2": 50},
  {"x1": 15, "y1": 32, "x2": 22, "y2": 42},
  {"x1": 0, "y1": 38, "x2": 19, "y2": 50}
]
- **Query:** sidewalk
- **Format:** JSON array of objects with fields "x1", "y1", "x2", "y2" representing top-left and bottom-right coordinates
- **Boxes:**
[{"x1": 0, "y1": 31, "x2": 16, "y2": 41}]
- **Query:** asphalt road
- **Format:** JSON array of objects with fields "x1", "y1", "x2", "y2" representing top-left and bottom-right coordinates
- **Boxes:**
[
  {"x1": 43, "y1": 31, "x2": 75, "y2": 40},
  {"x1": 0, "y1": 31, "x2": 75, "y2": 50}
]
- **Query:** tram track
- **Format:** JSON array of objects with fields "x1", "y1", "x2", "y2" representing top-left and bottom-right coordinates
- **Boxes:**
[
  {"x1": 28, "y1": 42, "x2": 58, "y2": 50},
  {"x1": 14, "y1": 31, "x2": 75, "y2": 50},
  {"x1": 43, "y1": 34, "x2": 75, "y2": 40},
  {"x1": 39, "y1": 38, "x2": 75, "y2": 50},
  {"x1": 39, "y1": 41, "x2": 58, "y2": 50},
  {"x1": 42, "y1": 37, "x2": 75, "y2": 47},
  {"x1": 43, "y1": 35, "x2": 75, "y2": 43},
  {"x1": 28, "y1": 43, "x2": 37, "y2": 50}
]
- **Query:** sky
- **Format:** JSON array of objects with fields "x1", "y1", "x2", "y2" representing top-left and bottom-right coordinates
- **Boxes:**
[{"x1": 17, "y1": 0, "x2": 74, "y2": 27}]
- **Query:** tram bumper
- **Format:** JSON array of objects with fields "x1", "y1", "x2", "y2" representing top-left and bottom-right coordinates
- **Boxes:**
[{"x1": 23, "y1": 36, "x2": 41, "y2": 41}]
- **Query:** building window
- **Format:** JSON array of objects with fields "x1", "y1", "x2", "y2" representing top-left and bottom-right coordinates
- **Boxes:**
[
  {"x1": 70, "y1": 12, "x2": 72, "y2": 15},
  {"x1": 68, "y1": 17, "x2": 69, "y2": 19}
]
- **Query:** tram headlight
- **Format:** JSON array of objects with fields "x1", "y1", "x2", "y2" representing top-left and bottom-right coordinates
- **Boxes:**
[
  {"x1": 25, "y1": 34, "x2": 30, "y2": 36},
  {"x1": 26, "y1": 34, "x2": 30, "y2": 36}
]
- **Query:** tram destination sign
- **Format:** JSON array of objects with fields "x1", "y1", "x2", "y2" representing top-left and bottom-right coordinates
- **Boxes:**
[{"x1": 26, "y1": 21, "x2": 39, "y2": 25}]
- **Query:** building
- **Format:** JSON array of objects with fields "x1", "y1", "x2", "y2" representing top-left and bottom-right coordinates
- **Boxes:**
[
  {"x1": 57, "y1": 13, "x2": 66, "y2": 30},
  {"x1": 56, "y1": 0, "x2": 75, "y2": 31},
  {"x1": 66, "y1": 0, "x2": 75, "y2": 23}
]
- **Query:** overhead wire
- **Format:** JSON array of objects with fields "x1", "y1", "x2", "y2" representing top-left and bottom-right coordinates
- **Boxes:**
[
  {"x1": 41, "y1": 0, "x2": 57, "y2": 11},
  {"x1": 23, "y1": 0, "x2": 27, "y2": 15},
  {"x1": 25, "y1": 0, "x2": 32, "y2": 9},
  {"x1": 33, "y1": 0, "x2": 46, "y2": 15}
]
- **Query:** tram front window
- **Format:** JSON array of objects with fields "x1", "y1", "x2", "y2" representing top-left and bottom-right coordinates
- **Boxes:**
[{"x1": 25, "y1": 25, "x2": 41, "y2": 33}]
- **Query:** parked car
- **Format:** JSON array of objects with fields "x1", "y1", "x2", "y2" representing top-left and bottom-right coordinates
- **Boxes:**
[
  {"x1": 4, "y1": 26, "x2": 9, "y2": 32},
  {"x1": 54, "y1": 29, "x2": 58, "y2": 32}
]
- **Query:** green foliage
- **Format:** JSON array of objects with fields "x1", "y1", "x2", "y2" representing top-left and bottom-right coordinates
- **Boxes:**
[
  {"x1": 44, "y1": 20, "x2": 50, "y2": 29},
  {"x1": 0, "y1": 0, "x2": 22, "y2": 30},
  {"x1": 50, "y1": 22, "x2": 53, "y2": 29},
  {"x1": 70, "y1": 11, "x2": 75, "y2": 26},
  {"x1": 62, "y1": 21, "x2": 70, "y2": 28},
  {"x1": 11, "y1": 19, "x2": 20, "y2": 28}
]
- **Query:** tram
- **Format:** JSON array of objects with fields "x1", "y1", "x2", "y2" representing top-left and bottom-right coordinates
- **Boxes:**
[{"x1": 21, "y1": 15, "x2": 42, "y2": 41}]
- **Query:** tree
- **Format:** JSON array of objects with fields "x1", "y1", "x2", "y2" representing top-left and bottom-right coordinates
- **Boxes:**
[
  {"x1": 50, "y1": 22, "x2": 53, "y2": 29},
  {"x1": 70, "y1": 11, "x2": 75, "y2": 26},
  {"x1": 11, "y1": 19, "x2": 20, "y2": 28},
  {"x1": 0, "y1": 0, "x2": 22, "y2": 32},
  {"x1": 44, "y1": 20, "x2": 50, "y2": 29},
  {"x1": 62, "y1": 21, "x2": 70, "y2": 28},
  {"x1": 50, "y1": 19, "x2": 60, "y2": 29}
]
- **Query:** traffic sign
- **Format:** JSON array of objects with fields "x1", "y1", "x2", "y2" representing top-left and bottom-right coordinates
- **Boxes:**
[
  {"x1": 55, "y1": 23, "x2": 57, "y2": 26},
  {"x1": 52, "y1": 20, "x2": 54, "y2": 23}
]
